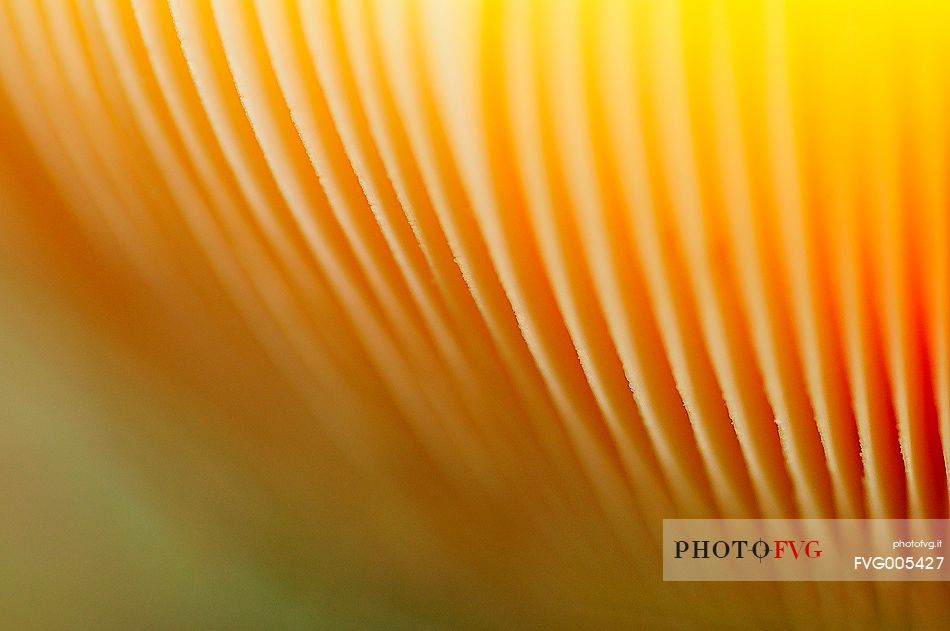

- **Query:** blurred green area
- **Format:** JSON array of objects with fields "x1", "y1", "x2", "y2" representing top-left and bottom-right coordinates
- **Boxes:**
[{"x1": 0, "y1": 258, "x2": 439, "y2": 630}]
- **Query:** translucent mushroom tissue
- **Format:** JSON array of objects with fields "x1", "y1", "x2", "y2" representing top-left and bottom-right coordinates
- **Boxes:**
[{"x1": 0, "y1": 1, "x2": 948, "y2": 628}]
